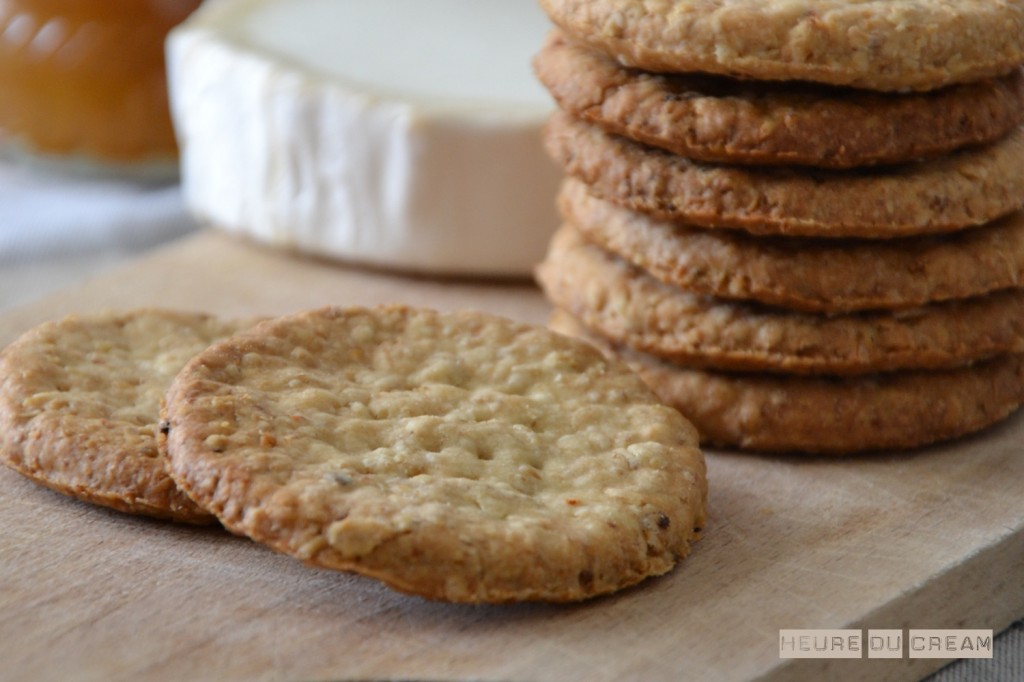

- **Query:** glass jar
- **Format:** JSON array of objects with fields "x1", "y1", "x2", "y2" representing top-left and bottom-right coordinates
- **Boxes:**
[{"x1": 0, "y1": 0, "x2": 202, "y2": 179}]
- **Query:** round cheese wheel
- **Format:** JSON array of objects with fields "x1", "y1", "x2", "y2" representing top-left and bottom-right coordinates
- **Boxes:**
[{"x1": 168, "y1": 0, "x2": 560, "y2": 276}]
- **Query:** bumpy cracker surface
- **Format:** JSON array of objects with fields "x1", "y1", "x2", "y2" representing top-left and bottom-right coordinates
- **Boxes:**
[
  {"x1": 539, "y1": 0, "x2": 1024, "y2": 92},
  {"x1": 0, "y1": 310, "x2": 254, "y2": 523},
  {"x1": 535, "y1": 32, "x2": 1024, "y2": 168},
  {"x1": 162, "y1": 305, "x2": 707, "y2": 603},
  {"x1": 545, "y1": 112, "x2": 1024, "y2": 238},
  {"x1": 536, "y1": 227, "x2": 1024, "y2": 375},
  {"x1": 551, "y1": 310, "x2": 1024, "y2": 454},
  {"x1": 561, "y1": 179, "x2": 1024, "y2": 313}
]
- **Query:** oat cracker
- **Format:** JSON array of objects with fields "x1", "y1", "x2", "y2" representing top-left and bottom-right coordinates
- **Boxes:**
[
  {"x1": 561, "y1": 179, "x2": 1024, "y2": 313},
  {"x1": 544, "y1": 112, "x2": 1024, "y2": 238},
  {"x1": 162, "y1": 305, "x2": 707, "y2": 603},
  {"x1": 551, "y1": 310, "x2": 1024, "y2": 454},
  {"x1": 539, "y1": 0, "x2": 1024, "y2": 92},
  {"x1": 0, "y1": 309, "x2": 254, "y2": 523},
  {"x1": 535, "y1": 32, "x2": 1024, "y2": 168},
  {"x1": 536, "y1": 227, "x2": 1024, "y2": 375}
]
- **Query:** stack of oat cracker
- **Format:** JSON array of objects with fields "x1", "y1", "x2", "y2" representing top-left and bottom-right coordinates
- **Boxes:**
[{"x1": 534, "y1": 0, "x2": 1024, "y2": 453}]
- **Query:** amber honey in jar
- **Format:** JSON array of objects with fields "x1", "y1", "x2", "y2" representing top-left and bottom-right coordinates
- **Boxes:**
[{"x1": 0, "y1": 0, "x2": 202, "y2": 178}]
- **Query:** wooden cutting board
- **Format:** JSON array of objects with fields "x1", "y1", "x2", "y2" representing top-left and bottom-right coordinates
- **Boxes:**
[{"x1": 1, "y1": 231, "x2": 1021, "y2": 682}]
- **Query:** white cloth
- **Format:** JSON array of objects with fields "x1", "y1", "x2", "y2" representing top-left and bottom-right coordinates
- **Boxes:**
[
  {"x1": 0, "y1": 160, "x2": 197, "y2": 311},
  {"x1": 0, "y1": 161, "x2": 194, "y2": 261}
]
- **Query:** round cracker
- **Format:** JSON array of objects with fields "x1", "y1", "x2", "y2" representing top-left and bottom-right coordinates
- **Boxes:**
[
  {"x1": 544, "y1": 112, "x2": 1024, "y2": 238},
  {"x1": 539, "y1": 0, "x2": 1024, "y2": 92},
  {"x1": 0, "y1": 309, "x2": 256, "y2": 523},
  {"x1": 161, "y1": 305, "x2": 707, "y2": 603},
  {"x1": 534, "y1": 31, "x2": 1024, "y2": 168},
  {"x1": 536, "y1": 226, "x2": 1024, "y2": 375},
  {"x1": 551, "y1": 310, "x2": 1024, "y2": 454},
  {"x1": 560, "y1": 178, "x2": 1024, "y2": 312}
]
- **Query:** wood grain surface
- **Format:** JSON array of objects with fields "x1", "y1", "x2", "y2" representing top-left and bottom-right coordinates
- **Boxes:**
[{"x1": 1, "y1": 230, "x2": 1022, "y2": 682}]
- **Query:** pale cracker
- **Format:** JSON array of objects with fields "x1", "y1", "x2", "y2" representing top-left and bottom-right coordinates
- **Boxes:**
[
  {"x1": 551, "y1": 310, "x2": 1024, "y2": 454},
  {"x1": 535, "y1": 31, "x2": 1024, "y2": 168},
  {"x1": 0, "y1": 309, "x2": 256, "y2": 523},
  {"x1": 536, "y1": 226, "x2": 1024, "y2": 375},
  {"x1": 162, "y1": 305, "x2": 707, "y2": 603},
  {"x1": 539, "y1": 0, "x2": 1024, "y2": 92},
  {"x1": 544, "y1": 112, "x2": 1024, "y2": 238},
  {"x1": 561, "y1": 178, "x2": 1024, "y2": 313}
]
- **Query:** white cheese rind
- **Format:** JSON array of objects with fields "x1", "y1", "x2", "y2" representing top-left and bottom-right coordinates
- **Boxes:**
[{"x1": 167, "y1": 0, "x2": 560, "y2": 276}]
